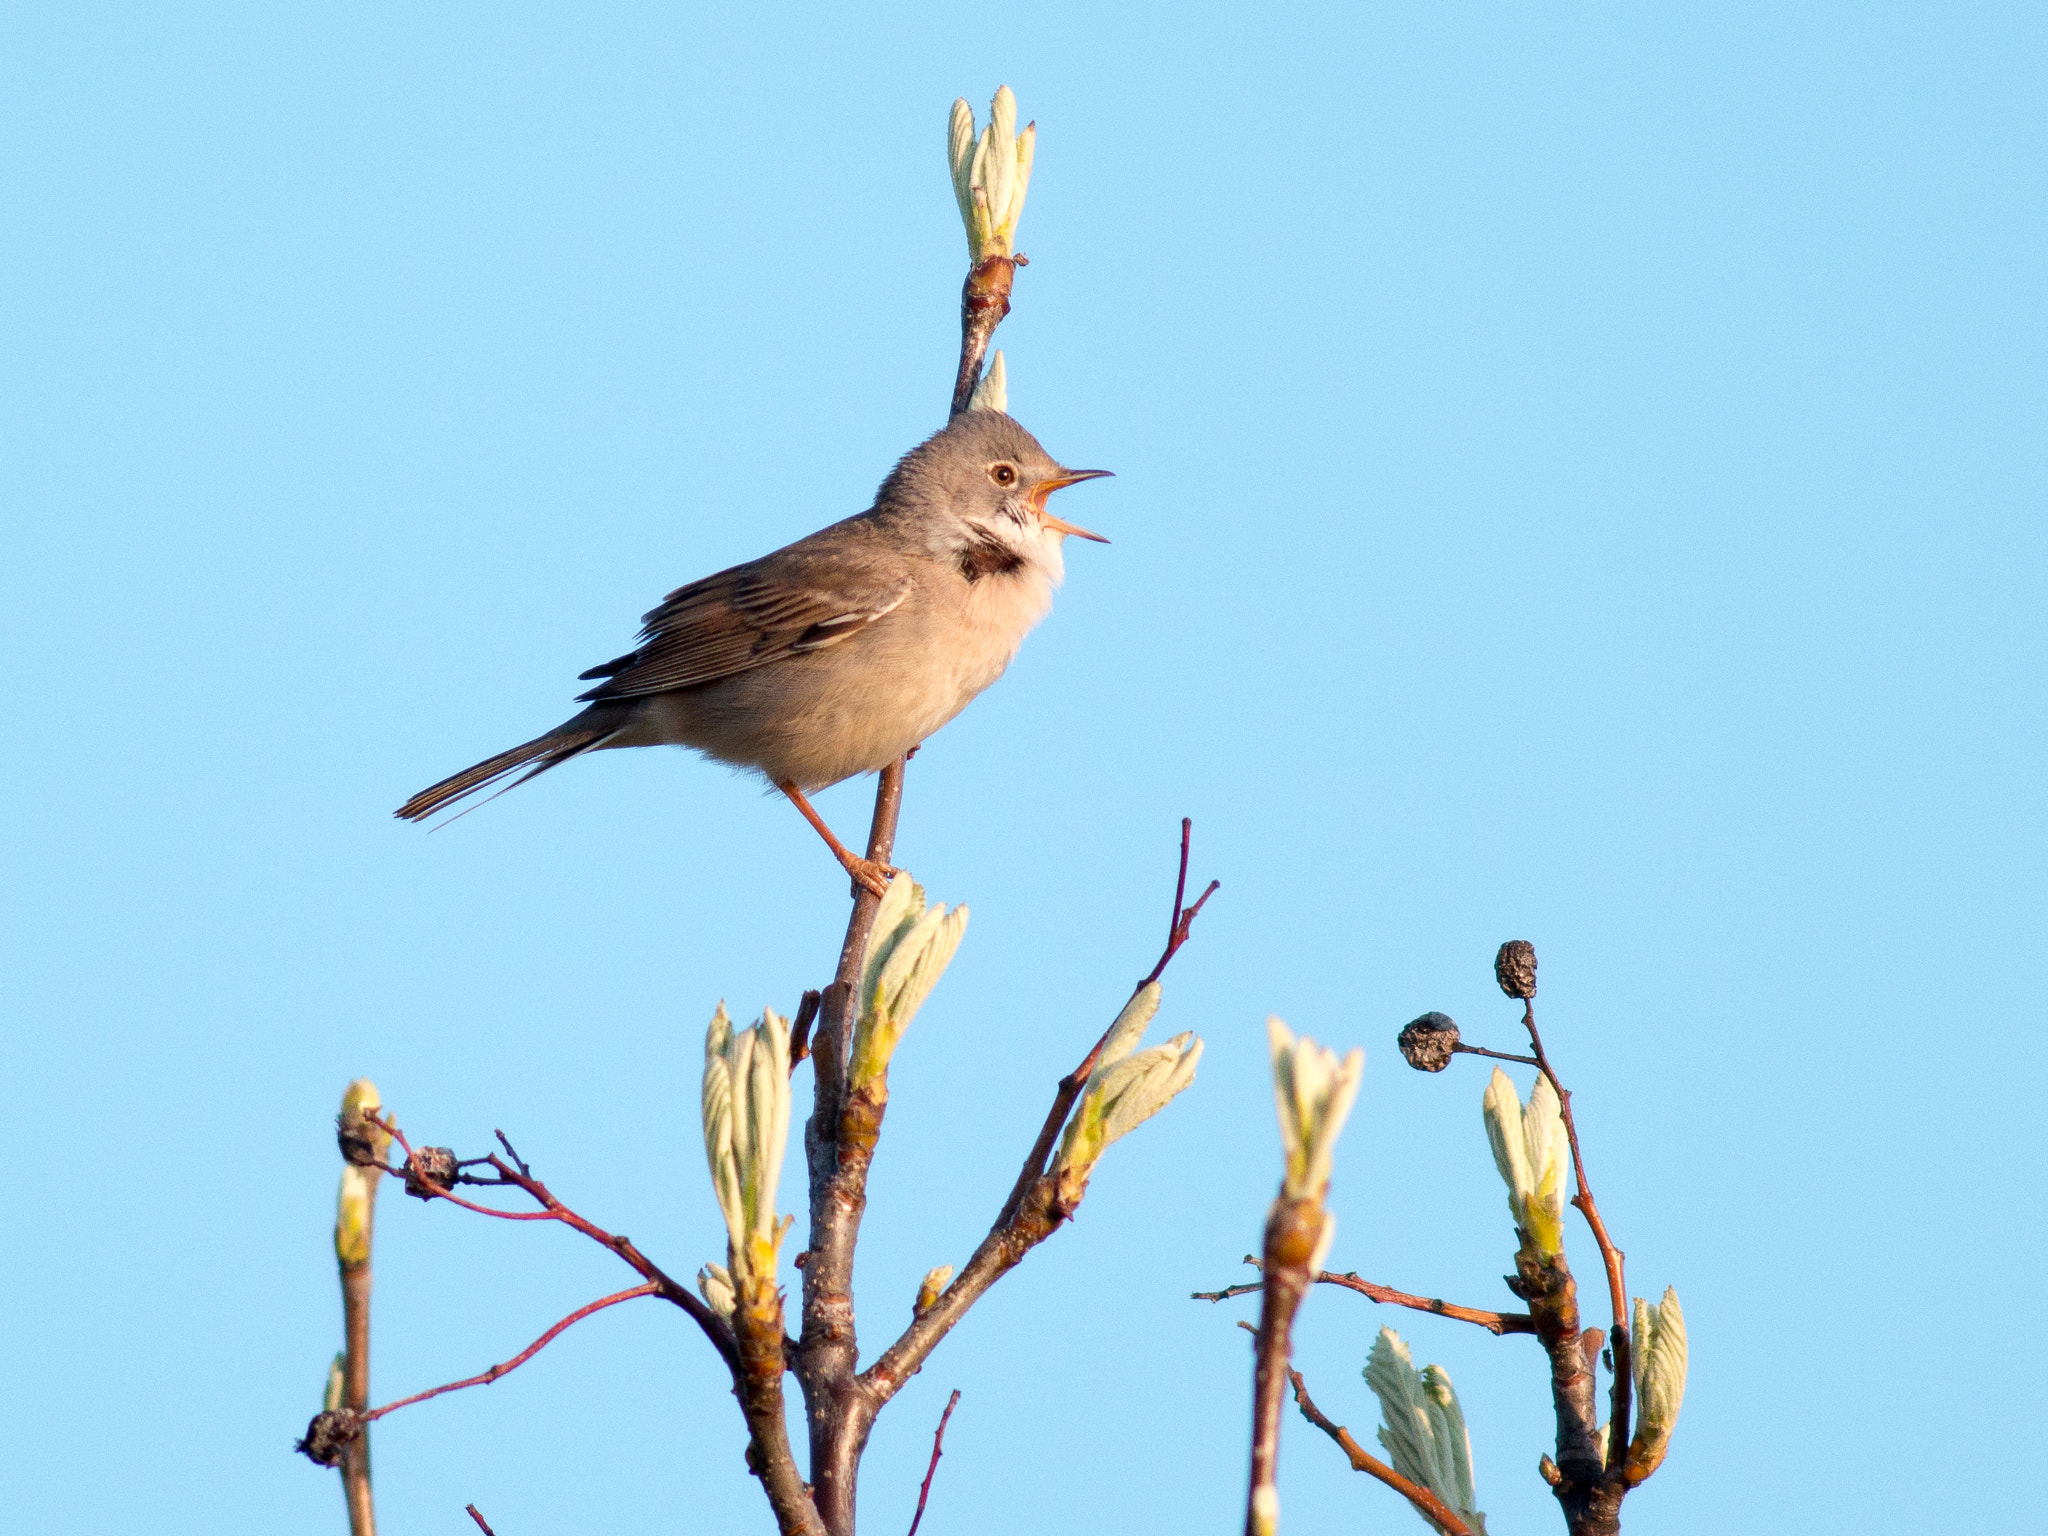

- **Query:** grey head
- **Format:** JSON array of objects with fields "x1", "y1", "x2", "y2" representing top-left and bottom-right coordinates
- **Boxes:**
[{"x1": 874, "y1": 409, "x2": 1111, "y2": 583}]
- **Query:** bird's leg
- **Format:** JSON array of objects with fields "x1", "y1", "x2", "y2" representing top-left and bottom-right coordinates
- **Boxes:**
[{"x1": 777, "y1": 782, "x2": 898, "y2": 899}]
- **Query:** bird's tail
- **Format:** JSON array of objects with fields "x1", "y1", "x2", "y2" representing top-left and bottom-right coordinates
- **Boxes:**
[{"x1": 395, "y1": 711, "x2": 623, "y2": 822}]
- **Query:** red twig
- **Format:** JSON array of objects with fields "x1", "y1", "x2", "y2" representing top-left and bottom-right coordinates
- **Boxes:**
[
  {"x1": 996, "y1": 820, "x2": 1217, "y2": 1228},
  {"x1": 362, "y1": 1112, "x2": 739, "y2": 1374},
  {"x1": 465, "y1": 1504, "x2": 498, "y2": 1535},
  {"x1": 363, "y1": 1284, "x2": 658, "y2": 1422},
  {"x1": 904, "y1": 1390, "x2": 962, "y2": 1536}
]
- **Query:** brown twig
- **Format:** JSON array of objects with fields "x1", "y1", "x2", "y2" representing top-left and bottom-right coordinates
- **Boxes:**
[
  {"x1": 1451, "y1": 1042, "x2": 1541, "y2": 1067},
  {"x1": 950, "y1": 255, "x2": 1016, "y2": 416},
  {"x1": 1288, "y1": 1368, "x2": 1473, "y2": 1536},
  {"x1": 1192, "y1": 1258, "x2": 1534, "y2": 1337},
  {"x1": 794, "y1": 755, "x2": 907, "y2": 1536},
  {"x1": 788, "y1": 989, "x2": 823, "y2": 1073},
  {"x1": 465, "y1": 1505, "x2": 497, "y2": 1536},
  {"x1": 996, "y1": 819, "x2": 1217, "y2": 1229},
  {"x1": 1245, "y1": 1197, "x2": 1320, "y2": 1536},
  {"x1": 860, "y1": 824, "x2": 1218, "y2": 1411},
  {"x1": 1516, "y1": 1000, "x2": 1633, "y2": 1472},
  {"x1": 367, "y1": 1113, "x2": 739, "y2": 1375},
  {"x1": 904, "y1": 1390, "x2": 962, "y2": 1536},
  {"x1": 362, "y1": 1285, "x2": 658, "y2": 1422},
  {"x1": 340, "y1": 1256, "x2": 376, "y2": 1536}
]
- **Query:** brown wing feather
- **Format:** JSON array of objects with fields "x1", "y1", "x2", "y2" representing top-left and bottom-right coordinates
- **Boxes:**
[{"x1": 576, "y1": 520, "x2": 914, "y2": 702}]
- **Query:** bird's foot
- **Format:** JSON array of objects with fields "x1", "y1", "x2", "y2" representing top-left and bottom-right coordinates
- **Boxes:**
[{"x1": 844, "y1": 856, "x2": 901, "y2": 900}]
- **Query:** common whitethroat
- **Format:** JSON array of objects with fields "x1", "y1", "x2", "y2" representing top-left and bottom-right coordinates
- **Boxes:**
[{"x1": 396, "y1": 410, "x2": 1109, "y2": 896}]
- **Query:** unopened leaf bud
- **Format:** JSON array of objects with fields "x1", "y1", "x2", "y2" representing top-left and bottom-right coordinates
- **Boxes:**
[
  {"x1": 914, "y1": 1264, "x2": 954, "y2": 1317},
  {"x1": 1494, "y1": 941, "x2": 1538, "y2": 1001},
  {"x1": 295, "y1": 1408, "x2": 363, "y2": 1467},
  {"x1": 1397, "y1": 1012, "x2": 1460, "y2": 1072},
  {"x1": 404, "y1": 1146, "x2": 459, "y2": 1199},
  {"x1": 335, "y1": 1079, "x2": 388, "y2": 1167}
]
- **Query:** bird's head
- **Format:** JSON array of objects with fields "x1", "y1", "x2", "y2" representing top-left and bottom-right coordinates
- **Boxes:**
[{"x1": 878, "y1": 410, "x2": 1111, "y2": 581}]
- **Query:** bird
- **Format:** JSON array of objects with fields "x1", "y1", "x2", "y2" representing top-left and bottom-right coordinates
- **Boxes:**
[{"x1": 395, "y1": 409, "x2": 1110, "y2": 896}]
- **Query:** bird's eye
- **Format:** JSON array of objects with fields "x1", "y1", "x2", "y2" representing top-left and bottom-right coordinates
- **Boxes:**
[{"x1": 988, "y1": 462, "x2": 1018, "y2": 487}]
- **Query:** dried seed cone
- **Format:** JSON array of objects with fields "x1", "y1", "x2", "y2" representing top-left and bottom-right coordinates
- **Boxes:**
[
  {"x1": 1494, "y1": 940, "x2": 1538, "y2": 1001},
  {"x1": 404, "y1": 1146, "x2": 459, "y2": 1199},
  {"x1": 1397, "y1": 1012, "x2": 1460, "y2": 1072},
  {"x1": 296, "y1": 1409, "x2": 363, "y2": 1466}
]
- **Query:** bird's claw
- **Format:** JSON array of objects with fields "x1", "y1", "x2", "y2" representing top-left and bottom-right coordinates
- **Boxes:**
[{"x1": 846, "y1": 858, "x2": 900, "y2": 900}]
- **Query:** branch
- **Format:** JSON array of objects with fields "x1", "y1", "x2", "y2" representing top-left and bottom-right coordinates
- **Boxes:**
[
  {"x1": 368, "y1": 1113, "x2": 740, "y2": 1376},
  {"x1": 997, "y1": 819, "x2": 1217, "y2": 1229},
  {"x1": 1288, "y1": 1368, "x2": 1473, "y2": 1536},
  {"x1": 363, "y1": 1285, "x2": 658, "y2": 1422},
  {"x1": 1245, "y1": 1198, "x2": 1319, "y2": 1536},
  {"x1": 465, "y1": 1506, "x2": 497, "y2": 1536},
  {"x1": 861, "y1": 823, "x2": 1218, "y2": 1405},
  {"x1": 795, "y1": 756, "x2": 907, "y2": 1535},
  {"x1": 1516, "y1": 999, "x2": 1633, "y2": 1469},
  {"x1": 1192, "y1": 1258, "x2": 1535, "y2": 1336},
  {"x1": 904, "y1": 1389, "x2": 961, "y2": 1536}
]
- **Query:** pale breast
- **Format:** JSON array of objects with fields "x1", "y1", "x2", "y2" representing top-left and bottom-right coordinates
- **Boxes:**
[{"x1": 623, "y1": 559, "x2": 1058, "y2": 790}]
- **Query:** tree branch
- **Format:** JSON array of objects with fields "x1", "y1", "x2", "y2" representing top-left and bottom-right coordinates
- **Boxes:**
[
  {"x1": 1245, "y1": 1197, "x2": 1319, "y2": 1536},
  {"x1": 363, "y1": 1285, "x2": 659, "y2": 1422},
  {"x1": 1193, "y1": 1258, "x2": 1535, "y2": 1336},
  {"x1": 1287, "y1": 1367, "x2": 1473, "y2": 1536},
  {"x1": 795, "y1": 756, "x2": 907, "y2": 1536},
  {"x1": 996, "y1": 820, "x2": 1217, "y2": 1229},
  {"x1": 1516, "y1": 999, "x2": 1633, "y2": 1477},
  {"x1": 904, "y1": 1389, "x2": 961, "y2": 1536}
]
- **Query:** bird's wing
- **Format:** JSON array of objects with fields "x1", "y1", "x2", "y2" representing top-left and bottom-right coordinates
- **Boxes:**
[{"x1": 575, "y1": 526, "x2": 914, "y2": 701}]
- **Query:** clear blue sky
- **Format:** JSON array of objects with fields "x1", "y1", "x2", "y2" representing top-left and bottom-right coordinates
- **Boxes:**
[{"x1": 5, "y1": 5, "x2": 2042, "y2": 1533}]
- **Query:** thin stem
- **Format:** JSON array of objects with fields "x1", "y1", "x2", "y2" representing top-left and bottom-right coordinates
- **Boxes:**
[
  {"x1": 996, "y1": 822, "x2": 1217, "y2": 1229},
  {"x1": 1451, "y1": 1042, "x2": 1541, "y2": 1067},
  {"x1": 904, "y1": 1390, "x2": 961, "y2": 1536},
  {"x1": 1288, "y1": 1368, "x2": 1473, "y2": 1536},
  {"x1": 465, "y1": 1506, "x2": 497, "y2": 1536},
  {"x1": 1192, "y1": 1259, "x2": 1534, "y2": 1337},
  {"x1": 1245, "y1": 1197, "x2": 1318, "y2": 1536},
  {"x1": 797, "y1": 755, "x2": 907, "y2": 1536},
  {"x1": 340, "y1": 1256, "x2": 376, "y2": 1536},
  {"x1": 1517, "y1": 1000, "x2": 1633, "y2": 1466},
  {"x1": 363, "y1": 1284, "x2": 657, "y2": 1422}
]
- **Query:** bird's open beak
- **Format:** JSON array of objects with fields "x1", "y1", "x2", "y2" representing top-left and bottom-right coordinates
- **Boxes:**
[{"x1": 1032, "y1": 469, "x2": 1113, "y2": 542}]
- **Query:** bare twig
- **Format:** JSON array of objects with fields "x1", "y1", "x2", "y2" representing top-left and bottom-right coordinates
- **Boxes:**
[
  {"x1": 950, "y1": 255, "x2": 1016, "y2": 416},
  {"x1": 904, "y1": 1390, "x2": 962, "y2": 1536},
  {"x1": 367, "y1": 1112, "x2": 739, "y2": 1375},
  {"x1": 1193, "y1": 1258, "x2": 1535, "y2": 1337},
  {"x1": 363, "y1": 1285, "x2": 658, "y2": 1423},
  {"x1": 465, "y1": 1505, "x2": 497, "y2": 1536},
  {"x1": 340, "y1": 1257, "x2": 376, "y2": 1536},
  {"x1": 1288, "y1": 1368, "x2": 1473, "y2": 1536},
  {"x1": 1516, "y1": 999, "x2": 1632, "y2": 1471},
  {"x1": 996, "y1": 820, "x2": 1217, "y2": 1229},
  {"x1": 1245, "y1": 1198, "x2": 1319, "y2": 1536},
  {"x1": 788, "y1": 989, "x2": 823, "y2": 1073},
  {"x1": 795, "y1": 755, "x2": 907, "y2": 1536},
  {"x1": 1451, "y1": 1041, "x2": 1541, "y2": 1067},
  {"x1": 862, "y1": 824, "x2": 1218, "y2": 1411}
]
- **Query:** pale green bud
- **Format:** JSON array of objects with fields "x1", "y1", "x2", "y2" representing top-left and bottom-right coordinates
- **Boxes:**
[
  {"x1": 322, "y1": 1353, "x2": 345, "y2": 1414},
  {"x1": 1481, "y1": 1067, "x2": 1567, "y2": 1260},
  {"x1": 1249, "y1": 1484, "x2": 1280, "y2": 1536},
  {"x1": 850, "y1": 874, "x2": 968, "y2": 1090},
  {"x1": 1364, "y1": 1327, "x2": 1488, "y2": 1535},
  {"x1": 701, "y1": 1003, "x2": 792, "y2": 1284},
  {"x1": 967, "y1": 349, "x2": 1009, "y2": 413},
  {"x1": 697, "y1": 1262, "x2": 736, "y2": 1320},
  {"x1": 334, "y1": 1164, "x2": 378, "y2": 1268},
  {"x1": 914, "y1": 1265, "x2": 954, "y2": 1317},
  {"x1": 948, "y1": 86, "x2": 1035, "y2": 261},
  {"x1": 1625, "y1": 1288, "x2": 1688, "y2": 1483},
  {"x1": 1054, "y1": 1002, "x2": 1203, "y2": 1181},
  {"x1": 1267, "y1": 1018, "x2": 1364, "y2": 1202}
]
